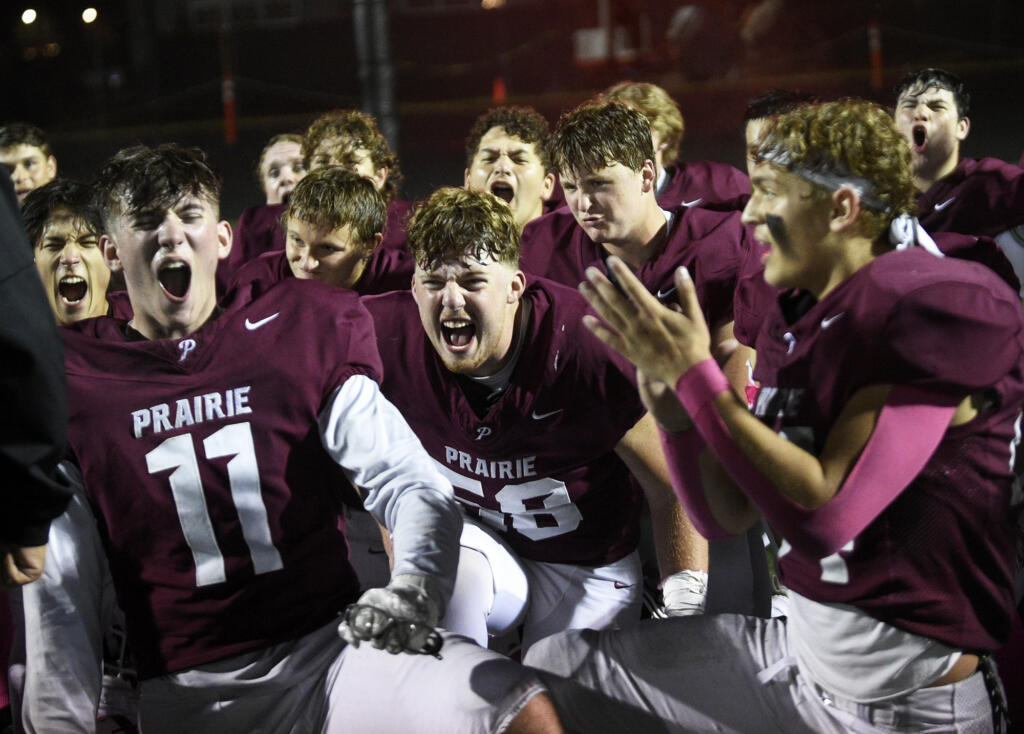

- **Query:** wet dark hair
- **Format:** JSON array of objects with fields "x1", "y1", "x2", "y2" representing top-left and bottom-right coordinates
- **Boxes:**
[
  {"x1": 465, "y1": 107, "x2": 552, "y2": 172},
  {"x1": 94, "y1": 144, "x2": 221, "y2": 231},
  {"x1": 21, "y1": 178, "x2": 103, "y2": 247},
  {"x1": 743, "y1": 89, "x2": 817, "y2": 123},
  {"x1": 407, "y1": 187, "x2": 520, "y2": 269},
  {"x1": 549, "y1": 101, "x2": 654, "y2": 176},
  {"x1": 0, "y1": 122, "x2": 52, "y2": 157},
  {"x1": 286, "y1": 166, "x2": 386, "y2": 249},
  {"x1": 894, "y1": 68, "x2": 970, "y2": 119}
]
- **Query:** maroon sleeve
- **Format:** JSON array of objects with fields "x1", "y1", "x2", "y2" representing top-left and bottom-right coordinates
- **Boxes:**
[
  {"x1": 520, "y1": 209, "x2": 578, "y2": 279},
  {"x1": 687, "y1": 209, "x2": 756, "y2": 329},
  {"x1": 932, "y1": 231, "x2": 1021, "y2": 294},
  {"x1": 381, "y1": 200, "x2": 413, "y2": 253},
  {"x1": 217, "y1": 204, "x2": 287, "y2": 294},
  {"x1": 881, "y1": 276, "x2": 1024, "y2": 395}
]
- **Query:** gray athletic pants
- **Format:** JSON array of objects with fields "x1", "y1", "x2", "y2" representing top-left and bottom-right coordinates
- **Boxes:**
[{"x1": 524, "y1": 614, "x2": 995, "y2": 734}]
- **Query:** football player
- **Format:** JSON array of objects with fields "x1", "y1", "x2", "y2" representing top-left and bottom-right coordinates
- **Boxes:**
[
  {"x1": 303, "y1": 109, "x2": 412, "y2": 255},
  {"x1": 893, "y1": 68, "x2": 1024, "y2": 291},
  {"x1": 21, "y1": 179, "x2": 112, "y2": 325},
  {"x1": 521, "y1": 100, "x2": 771, "y2": 616},
  {"x1": 0, "y1": 123, "x2": 56, "y2": 204},
  {"x1": 365, "y1": 187, "x2": 711, "y2": 649},
  {"x1": 363, "y1": 187, "x2": 708, "y2": 651},
  {"x1": 14, "y1": 144, "x2": 563, "y2": 734},
  {"x1": 527, "y1": 99, "x2": 1023, "y2": 734},
  {"x1": 228, "y1": 166, "x2": 413, "y2": 298},
  {"x1": 258, "y1": 133, "x2": 305, "y2": 206},
  {"x1": 215, "y1": 133, "x2": 306, "y2": 294},
  {"x1": 464, "y1": 106, "x2": 556, "y2": 230},
  {"x1": 602, "y1": 81, "x2": 750, "y2": 211},
  {"x1": 521, "y1": 101, "x2": 758, "y2": 393}
]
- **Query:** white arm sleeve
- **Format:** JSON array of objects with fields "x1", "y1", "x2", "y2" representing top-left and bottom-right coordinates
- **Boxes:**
[
  {"x1": 318, "y1": 375, "x2": 462, "y2": 602},
  {"x1": 11, "y1": 462, "x2": 111, "y2": 733}
]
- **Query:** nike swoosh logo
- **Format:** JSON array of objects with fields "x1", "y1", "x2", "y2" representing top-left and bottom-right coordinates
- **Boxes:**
[
  {"x1": 657, "y1": 286, "x2": 678, "y2": 300},
  {"x1": 933, "y1": 197, "x2": 956, "y2": 211},
  {"x1": 532, "y1": 409, "x2": 564, "y2": 420},
  {"x1": 820, "y1": 312, "x2": 845, "y2": 329},
  {"x1": 245, "y1": 312, "x2": 280, "y2": 330},
  {"x1": 681, "y1": 198, "x2": 703, "y2": 207},
  {"x1": 613, "y1": 581, "x2": 633, "y2": 589}
]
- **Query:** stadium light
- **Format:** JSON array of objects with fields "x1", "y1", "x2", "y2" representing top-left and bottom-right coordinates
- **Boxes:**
[
  {"x1": 22, "y1": 8, "x2": 37, "y2": 24},
  {"x1": 82, "y1": 7, "x2": 98, "y2": 23}
]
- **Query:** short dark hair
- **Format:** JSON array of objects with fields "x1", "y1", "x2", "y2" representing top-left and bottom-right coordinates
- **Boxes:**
[
  {"x1": 0, "y1": 122, "x2": 53, "y2": 157},
  {"x1": 0, "y1": 121, "x2": 51, "y2": 155},
  {"x1": 406, "y1": 187, "x2": 520, "y2": 269},
  {"x1": 743, "y1": 89, "x2": 817, "y2": 123},
  {"x1": 465, "y1": 107, "x2": 552, "y2": 172},
  {"x1": 549, "y1": 101, "x2": 654, "y2": 176},
  {"x1": 94, "y1": 144, "x2": 221, "y2": 232},
  {"x1": 21, "y1": 178, "x2": 103, "y2": 247},
  {"x1": 285, "y1": 166, "x2": 386, "y2": 249},
  {"x1": 894, "y1": 68, "x2": 970, "y2": 119}
]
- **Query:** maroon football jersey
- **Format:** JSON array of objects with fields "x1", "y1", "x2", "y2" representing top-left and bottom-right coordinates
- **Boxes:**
[
  {"x1": 62, "y1": 279, "x2": 381, "y2": 678},
  {"x1": 363, "y1": 278, "x2": 645, "y2": 566},
  {"x1": 382, "y1": 199, "x2": 413, "y2": 254},
  {"x1": 734, "y1": 248, "x2": 1024, "y2": 652},
  {"x1": 656, "y1": 161, "x2": 751, "y2": 212},
  {"x1": 105, "y1": 290, "x2": 133, "y2": 320},
  {"x1": 521, "y1": 204, "x2": 758, "y2": 331},
  {"x1": 216, "y1": 203, "x2": 287, "y2": 294},
  {"x1": 225, "y1": 245, "x2": 414, "y2": 300},
  {"x1": 930, "y1": 231, "x2": 1020, "y2": 293},
  {"x1": 916, "y1": 157, "x2": 1024, "y2": 238}
]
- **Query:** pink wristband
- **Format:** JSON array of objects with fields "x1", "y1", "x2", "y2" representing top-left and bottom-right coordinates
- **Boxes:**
[{"x1": 676, "y1": 359, "x2": 732, "y2": 418}]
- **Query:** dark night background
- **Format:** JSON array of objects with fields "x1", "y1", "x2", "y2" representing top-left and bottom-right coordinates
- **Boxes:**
[{"x1": 3, "y1": 0, "x2": 1023, "y2": 221}]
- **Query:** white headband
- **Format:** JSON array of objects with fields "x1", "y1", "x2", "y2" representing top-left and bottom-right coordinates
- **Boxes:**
[
  {"x1": 889, "y1": 213, "x2": 944, "y2": 256},
  {"x1": 759, "y1": 145, "x2": 943, "y2": 257},
  {"x1": 757, "y1": 146, "x2": 890, "y2": 213}
]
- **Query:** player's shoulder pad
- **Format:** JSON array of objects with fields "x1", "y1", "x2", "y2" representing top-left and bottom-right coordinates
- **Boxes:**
[
  {"x1": 360, "y1": 289, "x2": 416, "y2": 327},
  {"x1": 877, "y1": 250, "x2": 1024, "y2": 391},
  {"x1": 251, "y1": 277, "x2": 369, "y2": 327}
]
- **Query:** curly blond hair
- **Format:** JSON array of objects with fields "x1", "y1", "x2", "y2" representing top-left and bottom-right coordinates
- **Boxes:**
[
  {"x1": 753, "y1": 100, "x2": 915, "y2": 240},
  {"x1": 602, "y1": 81, "x2": 684, "y2": 165},
  {"x1": 302, "y1": 110, "x2": 402, "y2": 201},
  {"x1": 406, "y1": 187, "x2": 519, "y2": 269}
]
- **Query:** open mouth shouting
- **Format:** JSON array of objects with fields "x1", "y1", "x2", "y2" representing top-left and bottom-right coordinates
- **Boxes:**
[
  {"x1": 58, "y1": 275, "x2": 89, "y2": 306},
  {"x1": 158, "y1": 261, "x2": 192, "y2": 302},
  {"x1": 441, "y1": 316, "x2": 476, "y2": 352},
  {"x1": 911, "y1": 124, "x2": 927, "y2": 153},
  {"x1": 490, "y1": 181, "x2": 514, "y2": 204}
]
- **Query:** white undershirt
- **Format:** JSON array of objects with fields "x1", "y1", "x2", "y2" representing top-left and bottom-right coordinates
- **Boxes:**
[{"x1": 318, "y1": 374, "x2": 462, "y2": 591}]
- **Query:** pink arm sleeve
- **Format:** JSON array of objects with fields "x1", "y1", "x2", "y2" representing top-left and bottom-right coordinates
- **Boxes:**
[
  {"x1": 658, "y1": 427, "x2": 733, "y2": 540},
  {"x1": 670, "y1": 359, "x2": 957, "y2": 557}
]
